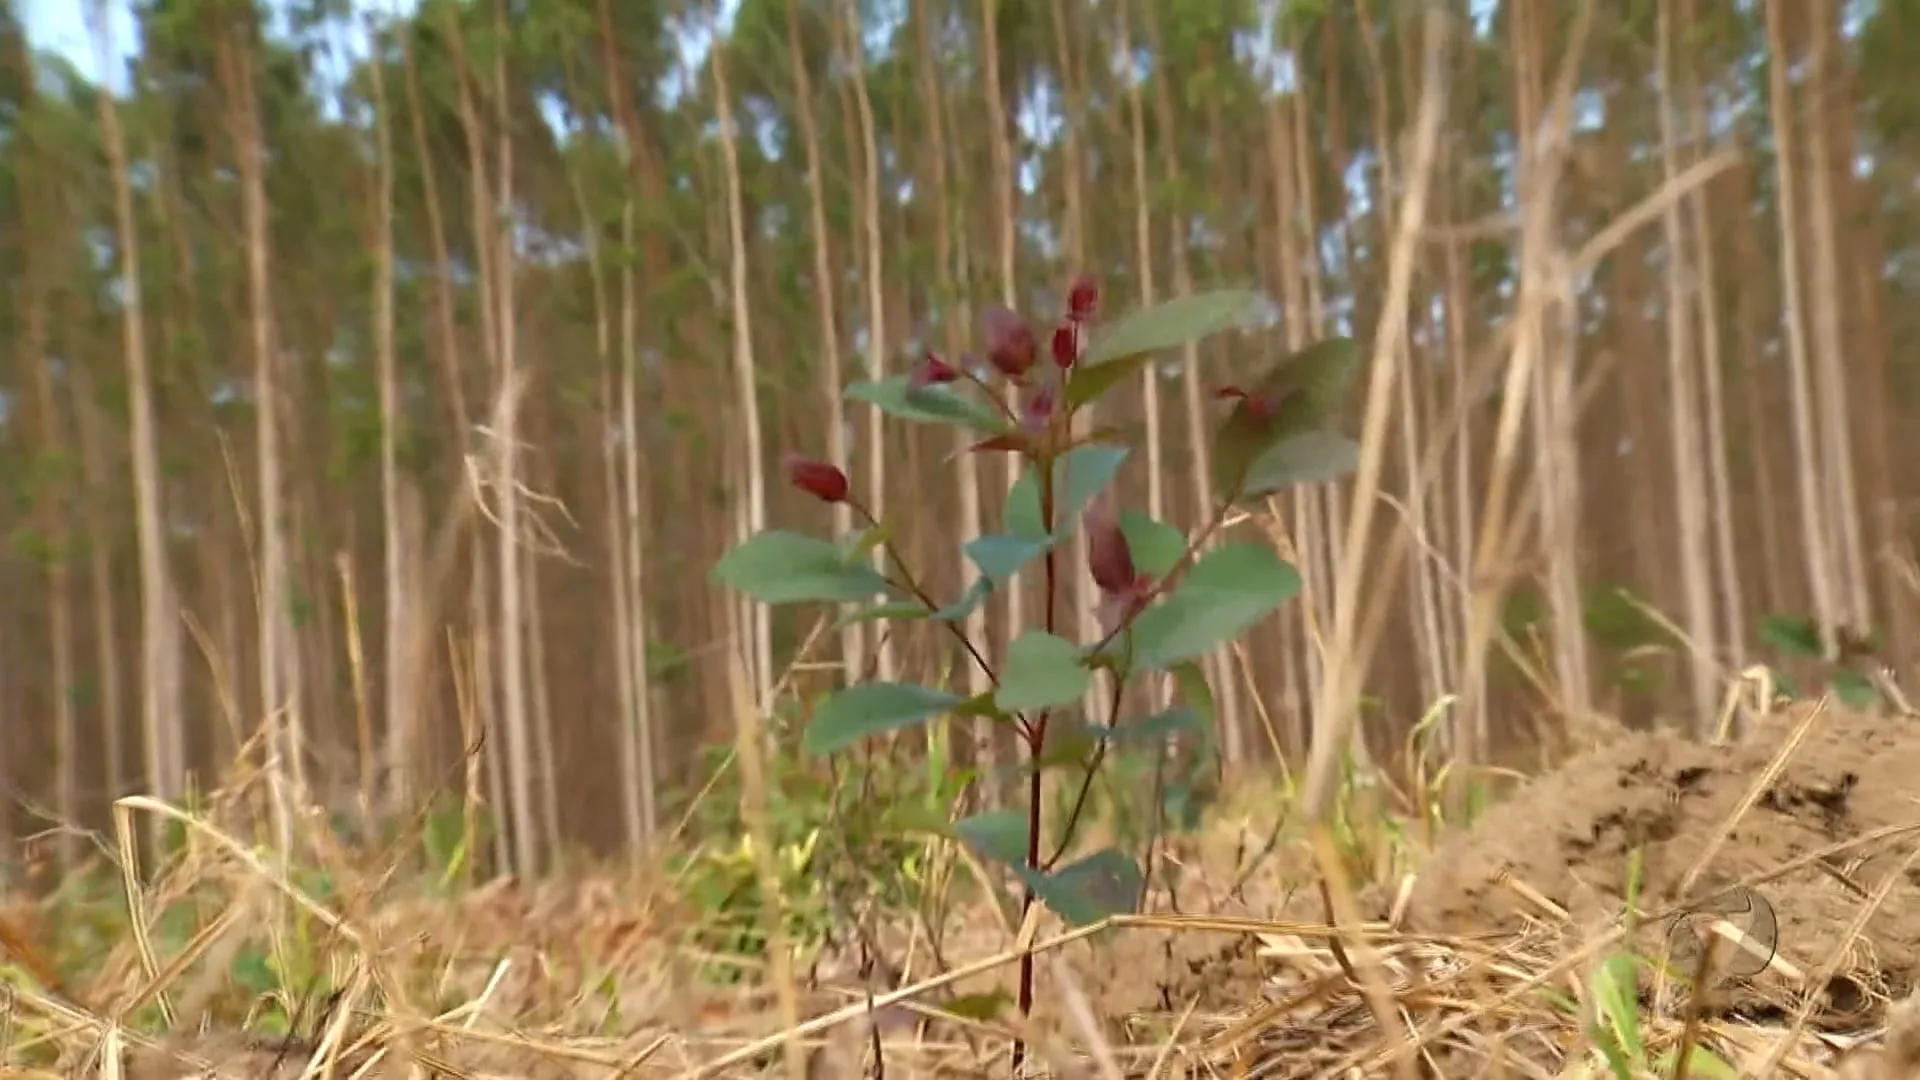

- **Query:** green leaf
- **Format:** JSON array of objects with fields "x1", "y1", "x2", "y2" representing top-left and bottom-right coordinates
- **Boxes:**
[
  {"x1": 1213, "y1": 338, "x2": 1364, "y2": 493},
  {"x1": 1029, "y1": 848, "x2": 1143, "y2": 926},
  {"x1": 1088, "y1": 293, "x2": 1266, "y2": 365},
  {"x1": 965, "y1": 533, "x2": 1054, "y2": 583},
  {"x1": 1110, "y1": 706, "x2": 1204, "y2": 748},
  {"x1": 848, "y1": 520, "x2": 894, "y2": 563},
  {"x1": 1650, "y1": 1048, "x2": 1741, "y2": 1080},
  {"x1": 1063, "y1": 352, "x2": 1154, "y2": 408},
  {"x1": 835, "y1": 600, "x2": 932, "y2": 629},
  {"x1": 1589, "y1": 952, "x2": 1645, "y2": 1066},
  {"x1": 1831, "y1": 668, "x2": 1880, "y2": 710},
  {"x1": 1760, "y1": 613, "x2": 1823, "y2": 658},
  {"x1": 1119, "y1": 511, "x2": 1185, "y2": 578},
  {"x1": 884, "y1": 803, "x2": 961, "y2": 840},
  {"x1": 954, "y1": 809, "x2": 1029, "y2": 867},
  {"x1": 1766, "y1": 667, "x2": 1803, "y2": 700},
  {"x1": 1247, "y1": 337, "x2": 1363, "y2": 432},
  {"x1": 932, "y1": 578, "x2": 994, "y2": 622},
  {"x1": 953, "y1": 692, "x2": 1015, "y2": 723},
  {"x1": 1123, "y1": 543, "x2": 1302, "y2": 671},
  {"x1": 845, "y1": 375, "x2": 1011, "y2": 434},
  {"x1": 803, "y1": 683, "x2": 965, "y2": 756},
  {"x1": 713, "y1": 530, "x2": 894, "y2": 605},
  {"x1": 1237, "y1": 431, "x2": 1362, "y2": 500},
  {"x1": 1069, "y1": 290, "x2": 1263, "y2": 408},
  {"x1": 1006, "y1": 444, "x2": 1130, "y2": 539},
  {"x1": 1170, "y1": 661, "x2": 1217, "y2": 727},
  {"x1": 996, "y1": 631, "x2": 1093, "y2": 713},
  {"x1": 940, "y1": 991, "x2": 1013, "y2": 1022}
]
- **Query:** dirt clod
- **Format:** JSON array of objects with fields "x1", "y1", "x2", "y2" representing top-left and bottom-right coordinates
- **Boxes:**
[{"x1": 1406, "y1": 707, "x2": 1920, "y2": 1024}]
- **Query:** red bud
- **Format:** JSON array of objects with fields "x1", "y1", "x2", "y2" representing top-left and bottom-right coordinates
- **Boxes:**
[
  {"x1": 1066, "y1": 274, "x2": 1098, "y2": 323},
  {"x1": 1215, "y1": 385, "x2": 1287, "y2": 424},
  {"x1": 1020, "y1": 380, "x2": 1059, "y2": 434},
  {"x1": 783, "y1": 452, "x2": 849, "y2": 504},
  {"x1": 961, "y1": 433, "x2": 1034, "y2": 455},
  {"x1": 1083, "y1": 499, "x2": 1138, "y2": 595},
  {"x1": 1050, "y1": 323, "x2": 1078, "y2": 369},
  {"x1": 982, "y1": 307, "x2": 1038, "y2": 379},
  {"x1": 910, "y1": 352, "x2": 961, "y2": 391}
]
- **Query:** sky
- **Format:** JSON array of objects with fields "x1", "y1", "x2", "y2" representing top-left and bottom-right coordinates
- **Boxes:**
[
  {"x1": 19, "y1": 0, "x2": 141, "y2": 95},
  {"x1": 17, "y1": 0, "x2": 752, "y2": 105}
]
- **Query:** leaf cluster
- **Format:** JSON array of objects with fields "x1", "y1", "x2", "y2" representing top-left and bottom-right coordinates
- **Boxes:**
[{"x1": 713, "y1": 283, "x2": 1362, "y2": 934}]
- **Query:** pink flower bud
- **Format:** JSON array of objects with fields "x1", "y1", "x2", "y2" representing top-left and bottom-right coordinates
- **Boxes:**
[
  {"x1": 783, "y1": 452, "x2": 849, "y2": 504},
  {"x1": 982, "y1": 307, "x2": 1038, "y2": 379},
  {"x1": 910, "y1": 352, "x2": 961, "y2": 391},
  {"x1": 1066, "y1": 274, "x2": 1098, "y2": 323},
  {"x1": 1050, "y1": 323, "x2": 1078, "y2": 369}
]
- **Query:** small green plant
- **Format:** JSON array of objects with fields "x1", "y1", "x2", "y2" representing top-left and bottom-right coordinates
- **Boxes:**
[
  {"x1": 1758, "y1": 612, "x2": 1884, "y2": 709},
  {"x1": 666, "y1": 735, "x2": 968, "y2": 983},
  {"x1": 711, "y1": 274, "x2": 1362, "y2": 1064}
]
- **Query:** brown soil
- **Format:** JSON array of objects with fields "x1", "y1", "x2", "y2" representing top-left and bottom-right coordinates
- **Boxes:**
[
  {"x1": 1404, "y1": 706, "x2": 1920, "y2": 1024},
  {"x1": 1052, "y1": 706, "x2": 1920, "y2": 1041}
]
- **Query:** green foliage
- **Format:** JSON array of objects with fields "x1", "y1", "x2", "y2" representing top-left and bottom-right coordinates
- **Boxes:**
[
  {"x1": 845, "y1": 375, "x2": 1012, "y2": 434},
  {"x1": 1237, "y1": 430, "x2": 1362, "y2": 498},
  {"x1": 1004, "y1": 444, "x2": 1130, "y2": 539},
  {"x1": 1118, "y1": 511, "x2": 1185, "y2": 577},
  {"x1": 1212, "y1": 337, "x2": 1365, "y2": 499},
  {"x1": 1756, "y1": 611, "x2": 1886, "y2": 711},
  {"x1": 801, "y1": 682, "x2": 965, "y2": 757},
  {"x1": 713, "y1": 278, "x2": 1363, "y2": 991},
  {"x1": 666, "y1": 736, "x2": 967, "y2": 985},
  {"x1": 1116, "y1": 542, "x2": 1303, "y2": 672},
  {"x1": 1069, "y1": 289, "x2": 1264, "y2": 407},
  {"x1": 1759, "y1": 613, "x2": 1823, "y2": 658},
  {"x1": 996, "y1": 631, "x2": 1091, "y2": 712},
  {"x1": 964, "y1": 532, "x2": 1054, "y2": 583},
  {"x1": 711, "y1": 530, "x2": 896, "y2": 605}
]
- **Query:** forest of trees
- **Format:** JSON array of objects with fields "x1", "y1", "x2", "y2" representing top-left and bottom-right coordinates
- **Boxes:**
[{"x1": 0, "y1": 0, "x2": 1914, "y2": 878}]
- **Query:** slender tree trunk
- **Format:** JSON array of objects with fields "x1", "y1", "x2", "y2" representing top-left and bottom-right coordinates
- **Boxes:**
[
  {"x1": 90, "y1": 0, "x2": 183, "y2": 846},
  {"x1": 72, "y1": 363, "x2": 128, "y2": 806},
  {"x1": 1045, "y1": 0, "x2": 1108, "y2": 726},
  {"x1": 1508, "y1": 0, "x2": 1593, "y2": 726},
  {"x1": 1655, "y1": 0, "x2": 1722, "y2": 730},
  {"x1": 786, "y1": 1, "x2": 861, "y2": 686},
  {"x1": 837, "y1": 0, "x2": 896, "y2": 686},
  {"x1": 711, "y1": 39, "x2": 772, "y2": 709},
  {"x1": 16, "y1": 125, "x2": 79, "y2": 868},
  {"x1": 398, "y1": 25, "x2": 472, "y2": 805},
  {"x1": 443, "y1": 7, "x2": 535, "y2": 875},
  {"x1": 1354, "y1": 0, "x2": 1448, "y2": 737},
  {"x1": 980, "y1": 0, "x2": 1027, "y2": 655},
  {"x1": 1762, "y1": 0, "x2": 1842, "y2": 659},
  {"x1": 1117, "y1": 0, "x2": 1166, "y2": 716},
  {"x1": 489, "y1": 0, "x2": 536, "y2": 875},
  {"x1": 619, "y1": 204, "x2": 659, "y2": 844},
  {"x1": 1799, "y1": 0, "x2": 1870, "y2": 636},
  {"x1": 1679, "y1": 0, "x2": 1747, "y2": 684},
  {"x1": 1141, "y1": 7, "x2": 1238, "y2": 765},
  {"x1": 914, "y1": 0, "x2": 996, "y2": 784},
  {"x1": 363, "y1": 8, "x2": 412, "y2": 819},
  {"x1": 222, "y1": 12, "x2": 301, "y2": 854}
]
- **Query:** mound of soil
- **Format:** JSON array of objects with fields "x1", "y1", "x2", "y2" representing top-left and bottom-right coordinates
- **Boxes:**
[{"x1": 1405, "y1": 707, "x2": 1920, "y2": 1022}]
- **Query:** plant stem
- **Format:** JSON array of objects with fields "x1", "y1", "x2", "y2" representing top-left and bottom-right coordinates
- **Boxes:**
[
  {"x1": 1012, "y1": 435, "x2": 1060, "y2": 1073},
  {"x1": 1043, "y1": 671, "x2": 1125, "y2": 870},
  {"x1": 853, "y1": 504, "x2": 997, "y2": 682}
]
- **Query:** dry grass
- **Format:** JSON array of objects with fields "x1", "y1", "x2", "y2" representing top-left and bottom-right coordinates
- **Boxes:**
[{"x1": 0, "y1": 690, "x2": 1915, "y2": 1079}]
